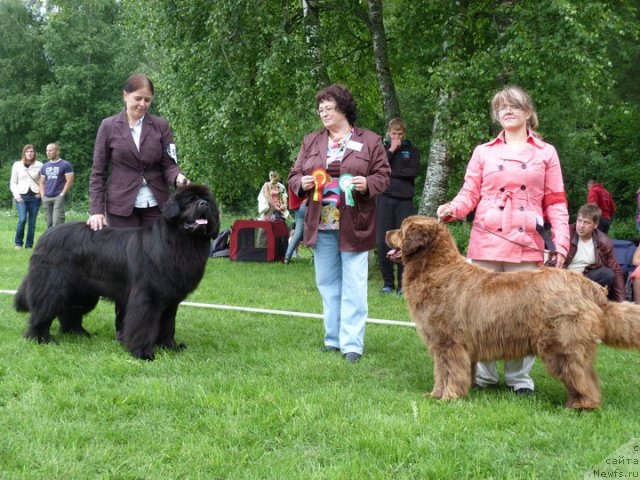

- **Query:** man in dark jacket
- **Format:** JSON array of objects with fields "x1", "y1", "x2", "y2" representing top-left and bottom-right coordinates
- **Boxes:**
[
  {"x1": 376, "y1": 118, "x2": 421, "y2": 295},
  {"x1": 564, "y1": 203, "x2": 625, "y2": 301}
]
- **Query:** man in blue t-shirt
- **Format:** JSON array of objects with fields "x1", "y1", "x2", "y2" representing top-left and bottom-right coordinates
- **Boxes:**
[{"x1": 39, "y1": 143, "x2": 75, "y2": 228}]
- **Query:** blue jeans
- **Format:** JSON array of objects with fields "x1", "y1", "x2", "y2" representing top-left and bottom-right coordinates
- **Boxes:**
[
  {"x1": 313, "y1": 230, "x2": 369, "y2": 354},
  {"x1": 15, "y1": 195, "x2": 41, "y2": 248},
  {"x1": 285, "y1": 203, "x2": 306, "y2": 260}
]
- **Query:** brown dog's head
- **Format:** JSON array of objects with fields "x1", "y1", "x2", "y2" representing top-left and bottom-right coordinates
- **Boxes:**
[{"x1": 386, "y1": 215, "x2": 450, "y2": 261}]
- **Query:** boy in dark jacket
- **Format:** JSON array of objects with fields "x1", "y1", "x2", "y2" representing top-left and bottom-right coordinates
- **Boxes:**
[{"x1": 376, "y1": 118, "x2": 421, "y2": 295}]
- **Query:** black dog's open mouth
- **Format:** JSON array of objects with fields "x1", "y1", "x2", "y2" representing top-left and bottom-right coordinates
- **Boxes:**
[{"x1": 184, "y1": 218, "x2": 208, "y2": 230}]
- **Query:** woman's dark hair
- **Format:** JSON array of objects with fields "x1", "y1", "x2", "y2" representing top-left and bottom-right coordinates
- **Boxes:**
[
  {"x1": 315, "y1": 84, "x2": 357, "y2": 125},
  {"x1": 123, "y1": 74, "x2": 154, "y2": 95}
]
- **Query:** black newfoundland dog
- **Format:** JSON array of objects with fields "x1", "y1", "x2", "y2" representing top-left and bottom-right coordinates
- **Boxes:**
[{"x1": 15, "y1": 184, "x2": 220, "y2": 360}]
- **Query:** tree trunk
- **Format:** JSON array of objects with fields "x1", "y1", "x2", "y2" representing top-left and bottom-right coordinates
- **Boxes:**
[
  {"x1": 302, "y1": 0, "x2": 330, "y2": 88},
  {"x1": 419, "y1": 89, "x2": 451, "y2": 216},
  {"x1": 366, "y1": 0, "x2": 400, "y2": 123}
]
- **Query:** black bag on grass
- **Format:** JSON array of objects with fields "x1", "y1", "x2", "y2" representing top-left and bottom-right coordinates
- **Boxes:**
[{"x1": 210, "y1": 227, "x2": 231, "y2": 258}]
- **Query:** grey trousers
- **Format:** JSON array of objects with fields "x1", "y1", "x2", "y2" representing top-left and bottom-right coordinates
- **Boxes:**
[
  {"x1": 42, "y1": 195, "x2": 66, "y2": 228},
  {"x1": 470, "y1": 259, "x2": 538, "y2": 390}
]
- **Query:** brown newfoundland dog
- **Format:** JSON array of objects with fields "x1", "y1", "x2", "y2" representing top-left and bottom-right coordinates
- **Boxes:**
[
  {"x1": 15, "y1": 184, "x2": 219, "y2": 360},
  {"x1": 386, "y1": 215, "x2": 640, "y2": 409}
]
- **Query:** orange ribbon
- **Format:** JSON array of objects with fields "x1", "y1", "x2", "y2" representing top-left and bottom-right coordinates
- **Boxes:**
[{"x1": 311, "y1": 168, "x2": 330, "y2": 202}]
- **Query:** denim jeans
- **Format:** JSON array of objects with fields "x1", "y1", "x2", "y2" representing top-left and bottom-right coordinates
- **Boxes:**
[
  {"x1": 15, "y1": 195, "x2": 41, "y2": 248},
  {"x1": 313, "y1": 230, "x2": 369, "y2": 354},
  {"x1": 285, "y1": 203, "x2": 306, "y2": 260}
]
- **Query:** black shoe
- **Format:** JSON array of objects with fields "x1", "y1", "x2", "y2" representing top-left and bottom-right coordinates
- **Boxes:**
[
  {"x1": 321, "y1": 345, "x2": 340, "y2": 353},
  {"x1": 397, "y1": 288, "x2": 403, "y2": 296},
  {"x1": 344, "y1": 352, "x2": 362, "y2": 363},
  {"x1": 381, "y1": 286, "x2": 394, "y2": 294},
  {"x1": 283, "y1": 257, "x2": 290, "y2": 264},
  {"x1": 513, "y1": 387, "x2": 534, "y2": 396}
]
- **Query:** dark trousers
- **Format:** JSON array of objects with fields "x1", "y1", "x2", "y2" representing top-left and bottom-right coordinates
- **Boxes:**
[
  {"x1": 108, "y1": 206, "x2": 162, "y2": 228},
  {"x1": 585, "y1": 266, "x2": 615, "y2": 299},
  {"x1": 597, "y1": 217, "x2": 611, "y2": 234},
  {"x1": 375, "y1": 195, "x2": 415, "y2": 289}
]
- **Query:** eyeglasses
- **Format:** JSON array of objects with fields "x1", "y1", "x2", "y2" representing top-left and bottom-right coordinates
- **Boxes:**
[
  {"x1": 497, "y1": 104, "x2": 524, "y2": 113},
  {"x1": 317, "y1": 106, "x2": 337, "y2": 115}
]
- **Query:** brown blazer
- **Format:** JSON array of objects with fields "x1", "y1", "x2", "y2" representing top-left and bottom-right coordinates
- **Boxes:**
[
  {"x1": 288, "y1": 126, "x2": 390, "y2": 252},
  {"x1": 90, "y1": 110, "x2": 183, "y2": 217}
]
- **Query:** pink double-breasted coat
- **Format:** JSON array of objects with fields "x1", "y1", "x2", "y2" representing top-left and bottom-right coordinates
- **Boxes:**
[{"x1": 448, "y1": 131, "x2": 569, "y2": 263}]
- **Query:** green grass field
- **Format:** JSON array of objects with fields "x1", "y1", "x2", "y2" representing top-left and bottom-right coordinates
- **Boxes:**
[{"x1": 0, "y1": 208, "x2": 639, "y2": 479}]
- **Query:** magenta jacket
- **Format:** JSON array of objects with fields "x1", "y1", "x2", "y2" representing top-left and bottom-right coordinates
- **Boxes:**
[
  {"x1": 288, "y1": 126, "x2": 390, "y2": 252},
  {"x1": 90, "y1": 110, "x2": 183, "y2": 217},
  {"x1": 448, "y1": 130, "x2": 570, "y2": 263}
]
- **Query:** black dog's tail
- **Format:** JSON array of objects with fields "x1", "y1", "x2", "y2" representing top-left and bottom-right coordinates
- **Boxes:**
[{"x1": 14, "y1": 281, "x2": 29, "y2": 312}]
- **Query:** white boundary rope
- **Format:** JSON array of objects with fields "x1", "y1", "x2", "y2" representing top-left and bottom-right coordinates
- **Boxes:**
[{"x1": 0, "y1": 290, "x2": 415, "y2": 328}]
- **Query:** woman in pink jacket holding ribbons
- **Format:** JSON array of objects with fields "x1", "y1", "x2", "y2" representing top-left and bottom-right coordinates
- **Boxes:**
[{"x1": 437, "y1": 85, "x2": 570, "y2": 396}]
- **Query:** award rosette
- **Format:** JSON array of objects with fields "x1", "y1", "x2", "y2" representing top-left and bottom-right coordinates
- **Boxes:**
[
  {"x1": 311, "y1": 168, "x2": 330, "y2": 202},
  {"x1": 339, "y1": 173, "x2": 355, "y2": 207}
]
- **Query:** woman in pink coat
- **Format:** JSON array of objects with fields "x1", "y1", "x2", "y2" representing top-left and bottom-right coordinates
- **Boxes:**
[{"x1": 437, "y1": 85, "x2": 570, "y2": 396}]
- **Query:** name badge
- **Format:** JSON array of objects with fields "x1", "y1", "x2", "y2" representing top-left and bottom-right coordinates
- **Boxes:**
[
  {"x1": 346, "y1": 140, "x2": 363, "y2": 152},
  {"x1": 166, "y1": 143, "x2": 178, "y2": 163}
]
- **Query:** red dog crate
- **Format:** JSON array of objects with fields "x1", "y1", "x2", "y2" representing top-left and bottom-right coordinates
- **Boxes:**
[{"x1": 229, "y1": 219, "x2": 289, "y2": 262}]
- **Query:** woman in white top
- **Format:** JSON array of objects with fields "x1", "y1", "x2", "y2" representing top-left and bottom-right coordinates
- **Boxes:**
[{"x1": 10, "y1": 144, "x2": 42, "y2": 249}]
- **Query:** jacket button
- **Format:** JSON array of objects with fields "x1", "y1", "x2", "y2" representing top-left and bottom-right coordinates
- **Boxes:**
[
  {"x1": 500, "y1": 187, "x2": 505, "y2": 192},
  {"x1": 497, "y1": 228, "x2": 502, "y2": 232},
  {"x1": 500, "y1": 206, "x2": 505, "y2": 210},
  {"x1": 520, "y1": 185, "x2": 526, "y2": 190},
  {"x1": 521, "y1": 164, "x2": 527, "y2": 169},
  {"x1": 499, "y1": 165, "x2": 504, "y2": 170},
  {"x1": 518, "y1": 227, "x2": 523, "y2": 232},
  {"x1": 519, "y1": 206, "x2": 524, "y2": 211}
]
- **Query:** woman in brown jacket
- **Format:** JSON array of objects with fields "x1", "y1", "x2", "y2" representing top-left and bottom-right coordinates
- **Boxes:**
[
  {"x1": 88, "y1": 74, "x2": 188, "y2": 231},
  {"x1": 288, "y1": 84, "x2": 390, "y2": 363}
]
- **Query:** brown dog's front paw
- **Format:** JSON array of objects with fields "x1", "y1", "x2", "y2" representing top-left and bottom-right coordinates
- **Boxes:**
[
  {"x1": 429, "y1": 389, "x2": 443, "y2": 400},
  {"x1": 566, "y1": 399, "x2": 600, "y2": 410},
  {"x1": 439, "y1": 393, "x2": 461, "y2": 402}
]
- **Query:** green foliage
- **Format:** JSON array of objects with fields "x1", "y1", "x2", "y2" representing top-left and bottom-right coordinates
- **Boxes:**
[
  {"x1": 121, "y1": 0, "x2": 389, "y2": 210},
  {"x1": 0, "y1": 0, "x2": 49, "y2": 169},
  {"x1": 386, "y1": 0, "x2": 640, "y2": 216},
  {"x1": 0, "y1": 0, "x2": 638, "y2": 219},
  {"x1": 31, "y1": 0, "x2": 145, "y2": 209},
  {"x1": 0, "y1": 0, "x2": 144, "y2": 210}
]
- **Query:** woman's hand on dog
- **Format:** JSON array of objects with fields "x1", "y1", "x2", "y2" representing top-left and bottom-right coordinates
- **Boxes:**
[
  {"x1": 437, "y1": 203, "x2": 454, "y2": 221},
  {"x1": 176, "y1": 174, "x2": 190, "y2": 187},
  {"x1": 547, "y1": 252, "x2": 566, "y2": 269},
  {"x1": 87, "y1": 214, "x2": 108, "y2": 231}
]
